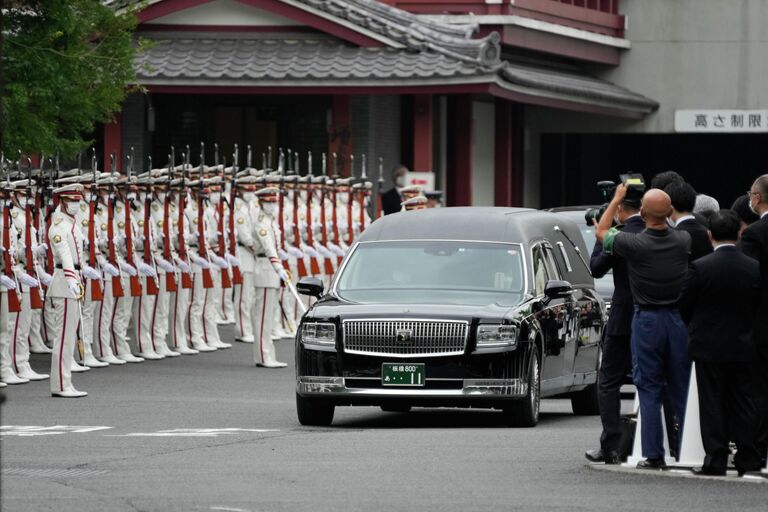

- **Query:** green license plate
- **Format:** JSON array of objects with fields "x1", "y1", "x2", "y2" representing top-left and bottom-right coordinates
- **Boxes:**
[{"x1": 382, "y1": 363, "x2": 425, "y2": 387}]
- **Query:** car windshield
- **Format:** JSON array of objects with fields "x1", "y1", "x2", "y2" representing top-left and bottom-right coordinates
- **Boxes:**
[{"x1": 336, "y1": 240, "x2": 526, "y2": 306}]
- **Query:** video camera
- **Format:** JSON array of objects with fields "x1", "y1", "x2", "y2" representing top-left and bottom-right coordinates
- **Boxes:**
[{"x1": 584, "y1": 174, "x2": 646, "y2": 227}]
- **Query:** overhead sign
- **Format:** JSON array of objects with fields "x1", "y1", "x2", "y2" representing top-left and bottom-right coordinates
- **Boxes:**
[
  {"x1": 405, "y1": 171, "x2": 435, "y2": 191},
  {"x1": 675, "y1": 110, "x2": 768, "y2": 133}
]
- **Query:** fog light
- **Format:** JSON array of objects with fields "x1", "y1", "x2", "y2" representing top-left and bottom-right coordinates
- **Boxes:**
[{"x1": 298, "y1": 376, "x2": 344, "y2": 393}]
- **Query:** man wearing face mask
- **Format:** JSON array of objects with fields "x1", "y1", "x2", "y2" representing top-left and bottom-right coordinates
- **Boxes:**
[
  {"x1": 585, "y1": 189, "x2": 644, "y2": 464},
  {"x1": 204, "y1": 179, "x2": 232, "y2": 350},
  {"x1": 232, "y1": 177, "x2": 259, "y2": 344},
  {"x1": 739, "y1": 174, "x2": 768, "y2": 465},
  {"x1": 381, "y1": 165, "x2": 409, "y2": 215}
]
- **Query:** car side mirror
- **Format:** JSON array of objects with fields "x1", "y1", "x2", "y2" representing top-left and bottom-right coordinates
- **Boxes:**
[
  {"x1": 544, "y1": 280, "x2": 573, "y2": 301},
  {"x1": 297, "y1": 276, "x2": 324, "y2": 298}
]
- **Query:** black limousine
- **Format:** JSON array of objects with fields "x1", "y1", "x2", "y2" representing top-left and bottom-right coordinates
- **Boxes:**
[{"x1": 294, "y1": 208, "x2": 606, "y2": 427}]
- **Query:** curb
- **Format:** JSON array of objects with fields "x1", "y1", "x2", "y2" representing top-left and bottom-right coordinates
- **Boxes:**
[{"x1": 586, "y1": 463, "x2": 768, "y2": 484}]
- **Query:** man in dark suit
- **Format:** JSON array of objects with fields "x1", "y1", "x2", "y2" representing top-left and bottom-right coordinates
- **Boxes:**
[
  {"x1": 680, "y1": 210, "x2": 763, "y2": 476},
  {"x1": 585, "y1": 193, "x2": 645, "y2": 464},
  {"x1": 381, "y1": 165, "x2": 409, "y2": 215},
  {"x1": 739, "y1": 174, "x2": 768, "y2": 464},
  {"x1": 666, "y1": 182, "x2": 713, "y2": 261}
]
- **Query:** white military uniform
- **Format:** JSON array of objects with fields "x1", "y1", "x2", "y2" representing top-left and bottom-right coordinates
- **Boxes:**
[
  {"x1": 233, "y1": 191, "x2": 257, "y2": 342},
  {"x1": 47, "y1": 188, "x2": 87, "y2": 398},
  {"x1": 251, "y1": 190, "x2": 287, "y2": 368},
  {"x1": 149, "y1": 188, "x2": 180, "y2": 357},
  {"x1": 205, "y1": 186, "x2": 231, "y2": 349},
  {"x1": 185, "y1": 188, "x2": 217, "y2": 352},
  {"x1": 168, "y1": 186, "x2": 198, "y2": 355},
  {"x1": 0, "y1": 191, "x2": 27, "y2": 385}
]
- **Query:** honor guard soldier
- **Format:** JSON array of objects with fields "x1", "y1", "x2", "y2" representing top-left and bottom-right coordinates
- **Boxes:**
[
  {"x1": 401, "y1": 195, "x2": 428, "y2": 211},
  {"x1": 232, "y1": 176, "x2": 259, "y2": 343},
  {"x1": 204, "y1": 175, "x2": 232, "y2": 350},
  {"x1": 251, "y1": 187, "x2": 289, "y2": 368},
  {"x1": 399, "y1": 185, "x2": 425, "y2": 211},
  {"x1": 48, "y1": 183, "x2": 88, "y2": 398}
]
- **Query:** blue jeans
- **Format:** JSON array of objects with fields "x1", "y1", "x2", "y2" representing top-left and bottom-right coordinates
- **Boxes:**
[{"x1": 631, "y1": 306, "x2": 691, "y2": 459}]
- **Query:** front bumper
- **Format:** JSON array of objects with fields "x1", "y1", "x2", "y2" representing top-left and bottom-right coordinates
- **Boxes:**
[{"x1": 297, "y1": 376, "x2": 528, "y2": 399}]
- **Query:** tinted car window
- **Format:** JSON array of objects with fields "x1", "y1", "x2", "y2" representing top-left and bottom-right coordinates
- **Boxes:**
[{"x1": 337, "y1": 241, "x2": 525, "y2": 306}]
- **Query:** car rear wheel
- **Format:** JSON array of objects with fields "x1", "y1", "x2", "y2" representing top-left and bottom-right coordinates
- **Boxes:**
[
  {"x1": 296, "y1": 393, "x2": 335, "y2": 426},
  {"x1": 502, "y1": 349, "x2": 540, "y2": 427}
]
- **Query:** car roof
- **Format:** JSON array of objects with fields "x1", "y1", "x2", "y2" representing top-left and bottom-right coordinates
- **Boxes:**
[
  {"x1": 547, "y1": 205, "x2": 600, "y2": 213},
  {"x1": 360, "y1": 207, "x2": 584, "y2": 246}
]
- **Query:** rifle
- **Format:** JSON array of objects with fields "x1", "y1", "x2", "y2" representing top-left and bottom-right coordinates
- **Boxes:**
[
  {"x1": 291, "y1": 151, "x2": 308, "y2": 278},
  {"x1": 45, "y1": 154, "x2": 59, "y2": 274},
  {"x1": 2, "y1": 158, "x2": 21, "y2": 313},
  {"x1": 319, "y1": 153, "x2": 334, "y2": 275},
  {"x1": 163, "y1": 152, "x2": 177, "y2": 293},
  {"x1": 197, "y1": 144, "x2": 214, "y2": 289},
  {"x1": 124, "y1": 148, "x2": 142, "y2": 297},
  {"x1": 346, "y1": 154, "x2": 355, "y2": 246},
  {"x1": 228, "y1": 145, "x2": 243, "y2": 286},
  {"x1": 276, "y1": 149, "x2": 290, "y2": 271},
  {"x1": 305, "y1": 151, "x2": 320, "y2": 275},
  {"x1": 215, "y1": 144, "x2": 231, "y2": 289},
  {"x1": 331, "y1": 153, "x2": 342, "y2": 266},
  {"x1": 178, "y1": 150, "x2": 193, "y2": 289},
  {"x1": 23, "y1": 157, "x2": 44, "y2": 309},
  {"x1": 358, "y1": 154, "x2": 368, "y2": 236},
  {"x1": 87, "y1": 153, "x2": 104, "y2": 301},
  {"x1": 142, "y1": 157, "x2": 159, "y2": 296},
  {"x1": 106, "y1": 154, "x2": 125, "y2": 297},
  {"x1": 376, "y1": 157, "x2": 385, "y2": 219}
]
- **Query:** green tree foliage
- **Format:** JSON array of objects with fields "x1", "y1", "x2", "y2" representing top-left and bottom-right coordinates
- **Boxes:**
[{"x1": 1, "y1": 1, "x2": 147, "y2": 158}]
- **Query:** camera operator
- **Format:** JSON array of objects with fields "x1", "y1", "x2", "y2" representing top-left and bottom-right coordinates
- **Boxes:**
[
  {"x1": 585, "y1": 188, "x2": 645, "y2": 465},
  {"x1": 595, "y1": 184, "x2": 692, "y2": 470},
  {"x1": 666, "y1": 182, "x2": 713, "y2": 262}
]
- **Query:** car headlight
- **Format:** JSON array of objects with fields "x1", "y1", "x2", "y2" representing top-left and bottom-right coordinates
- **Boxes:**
[
  {"x1": 301, "y1": 322, "x2": 336, "y2": 348},
  {"x1": 476, "y1": 324, "x2": 518, "y2": 348}
]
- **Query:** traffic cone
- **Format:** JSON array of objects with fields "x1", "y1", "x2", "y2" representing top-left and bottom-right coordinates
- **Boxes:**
[
  {"x1": 674, "y1": 362, "x2": 705, "y2": 467},
  {"x1": 623, "y1": 390, "x2": 670, "y2": 467}
]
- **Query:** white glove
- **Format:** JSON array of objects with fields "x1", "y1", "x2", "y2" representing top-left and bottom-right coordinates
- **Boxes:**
[
  {"x1": 317, "y1": 245, "x2": 333, "y2": 258},
  {"x1": 210, "y1": 254, "x2": 229, "y2": 269},
  {"x1": 102, "y1": 262, "x2": 120, "y2": 277},
  {"x1": 119, "y1": 262, "x2": 137, "y2": 277},
  {"x1": 0, "y1": 275, "x2": 16, "y2": 290},
  {"x1": 36, "y1": 266, "x2": 52, "y2": 287},
  {"x1": 278, "y1": 249, "x2": 289, "y2": 261},
  {"x1": 338, "y1": 222, "x2": 349, "y2": 232},
  {"x1": 184, "y1": 232, "x2": 196, "y2": 245},
  {"x1": 302, "y1": 245, "x2": 319, "y2": 258},
  {"x1": 68, "y1": 281, "x2": 82, "y2": 297},
  {"x1": 82, "y1": 265, "x2": 101, "y2": 280},
  {"x1": 287, "y1": 246, "x2": 304, "y2": 258},
  {"x1": 277, "y1": 268, "x2": 290, "y2": 283},
  {"x1": 176, "y1": 259, "x2": 192, "y2": 273},
  {"x1": 35, "y1": 243, "x2": 48, "y2": 257},
  {"x1": 156, "y1": 257, "x2": 175, "y2": 273},
  {"x1": 225, "y1": 253, "x2": 241, "y2": 267},
  {"x1": 328, "y1": 243, "x2": 345, "y2": 257},
  {"x1": 190, "y1": 254, "x2": 210, "y2": 269},
  {"x1": 137, "y1": 261, "x2": 157, "y2": 278},
  {"x1": 18, "y1": 273, "x2": 40, "y2": 288},
  {"x1": 112, "y1": 234, "x2": 126, "y2": 246}
]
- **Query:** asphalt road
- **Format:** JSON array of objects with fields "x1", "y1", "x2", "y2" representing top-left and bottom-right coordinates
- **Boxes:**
[{"x1": 1, "y1": 325, "x2": 765, "y2": 512}]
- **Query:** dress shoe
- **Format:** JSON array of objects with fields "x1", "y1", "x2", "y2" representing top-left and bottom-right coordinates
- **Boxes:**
[
  {"x1": 82, "y1": 356, "x2": 109, "y2": 368},
  {"x1": 70, "y1": 361, "x2": 90, "y2": 373},
  {"x1": 136, "y1": 351, "x2": 165, "y2": 360},
  {"x1": 211, "y1": 340, "x2": 232, "y2": 349},
  {"x1": 0, "y1": 381, "x2": 7, "y2": 388},
  {"x1": 192, "y1": 343, "x2": 216, "y2": 352},
  {"x1": 273, "y1": 328, "x2": 293, "y2": 340},
  {"x1": 16, "y1": 365, "x2": 49, "y2": 381},
  {"x1": 636, "y1": 458, "x2": 667, "y2": 470},
  {"x1": 116, "y1": 353, "x2": 145, "y2": 363},
  {"x1": 235, "y1": 336, "x2": 255, "y2": 344},
  {"x1": 257, "y1": 361, "x2": 288, "y2": 368},
  {"x1": 52, "y1": 388, "x2": 88, "y2": 398},
  {"x1": 157, "y1": 345, "x2": 181, "y2": 357},
  {"x1": 1, "y1": 370, "x2": 30, "y2": 385},
  {"x1": 216, "y1": 319, "x2": 234, "y2": 326},
  {"x1": 29, "y1": 343, "x2": 52, "y2": 354},
  {"x1": 585, "y1": 449, "x2": 620, "y2": 464},
  {"x1": 174, "y1": 346, "x2": 199, "y2": 355},
  {"x1": 98, "y1": 354, "x2": 126, "y2": 365},
  {"x1": 691, "y1": 466, "x2": 726, "y2": 477}
]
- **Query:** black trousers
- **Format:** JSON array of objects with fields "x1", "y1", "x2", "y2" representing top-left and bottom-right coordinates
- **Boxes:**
[
  {"x1": 752, "y1": 345, "x2": 768, "y2": 460},
  {"x1": 598, "y1": 334, "x2": 632, "y2": 452},
  {"x1": 696, "y1": 361, "x2": 762, "y2": 473}
]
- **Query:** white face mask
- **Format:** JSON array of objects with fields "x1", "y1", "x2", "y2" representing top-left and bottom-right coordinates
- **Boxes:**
[
  {"x1": 65, "y1": 201, "x2": 80, "y2": 216},
  {"x1": 243, "y1": 192, "x2": 255, "y2": 203},
  {"x1": 338, "y1": 194, "x2": 349, "y2": 205},
  {"x1": 300, "y1": 191, "x2": 309, "y2": 202},
  {"x1": 395, "y1": 175, "x2": 406, "y2": 188},
  {"x1": 261, "y1": 203, "x2": 278, "y2": 217},
  {"x1": 157, "y1": 192, "x2": 166, "y2": 202},
  {"x1": 209, "y1": 192, "x2": 221, "y2": 205}
]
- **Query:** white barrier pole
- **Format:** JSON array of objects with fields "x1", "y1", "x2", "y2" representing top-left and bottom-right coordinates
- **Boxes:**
[{"x1": 675, "y1": 362, "x2": 705, "y2": 467}]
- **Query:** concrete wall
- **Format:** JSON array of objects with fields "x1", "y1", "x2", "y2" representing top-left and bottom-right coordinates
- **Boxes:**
[{"x1": 471, "y1": 100, "x2": 495, "y2": 206}]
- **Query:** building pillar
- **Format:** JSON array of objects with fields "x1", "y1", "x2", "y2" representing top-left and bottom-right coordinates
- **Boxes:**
[
  {"x1": 494, "y1": 98, "x2": 524, "y2": 206},
  {"x1": 104, "y1": 113, "x2": 123, "y2": 173},
  {"x1": 328, "y1": 95, "x2": 352, "y2": 176},
  {"x1": 446, "y1": 95, "x2": 472, "y2": 206},
  {"x1": 412, "y1": 94, "x2": 433, "y2": 172}
]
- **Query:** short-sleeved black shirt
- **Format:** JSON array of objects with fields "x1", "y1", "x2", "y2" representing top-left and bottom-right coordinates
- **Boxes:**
[{"x1": 610, "y1": 227, "x2": 691, "y2": 306}]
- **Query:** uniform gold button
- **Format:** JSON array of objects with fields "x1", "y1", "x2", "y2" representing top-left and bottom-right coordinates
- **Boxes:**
[
  {"x1": 53, "y1": 234, "x2": 62, "y2": 244},
  {"x1": 118, "y1": 221, "x2": 125, "y2": 229},
  {"x1": 237, "y1": 218, "x2": 245, "y2": 225}
]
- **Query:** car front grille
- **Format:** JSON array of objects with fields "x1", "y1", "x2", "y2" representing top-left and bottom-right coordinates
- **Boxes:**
[{"x1": 342, "y1": 320, "x2": 469, "y2": 358}]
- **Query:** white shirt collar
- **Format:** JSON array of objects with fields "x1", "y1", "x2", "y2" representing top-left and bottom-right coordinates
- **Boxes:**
[
  {"x1": 674, "y1": 214, "x2": 696, "y2": 226},
  {"x1": 761, "y1": 211, "x2": 768, "y2": 219},
  {"x1": 714, "y1": 243, "x2": 735, "y2": 251},
  {"x1": 626, "y1": 213, "x2": 642, "y2": 220}
]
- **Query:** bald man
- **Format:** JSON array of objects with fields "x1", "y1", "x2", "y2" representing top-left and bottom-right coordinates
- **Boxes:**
[{"x1": 596, "y1": 184, "x2": 692, "y2": 470}]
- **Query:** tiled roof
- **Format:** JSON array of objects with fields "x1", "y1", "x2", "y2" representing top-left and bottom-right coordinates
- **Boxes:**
[{"x1": 135, "y1": 37, "x2": 487, "y2": 84}]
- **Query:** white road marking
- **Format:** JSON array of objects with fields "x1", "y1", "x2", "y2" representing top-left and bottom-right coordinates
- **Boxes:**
[
  {"x1": 108, "y1": 428, "x2": 279, "y2": 437},
  {"x1": 211, "y1": 507, "x2": 252, "y2": 512},
  {"x1": 1, "y1": 425, "x2": 113, "y2": 437}
]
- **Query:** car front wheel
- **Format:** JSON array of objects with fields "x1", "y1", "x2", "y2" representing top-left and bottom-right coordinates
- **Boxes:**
[
  {"x1": 502, "y1": 349, "x2": 540, "y2": 427},
  {"x1": 296, "y1": 393, "x2": 335, "y2": 426}
]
